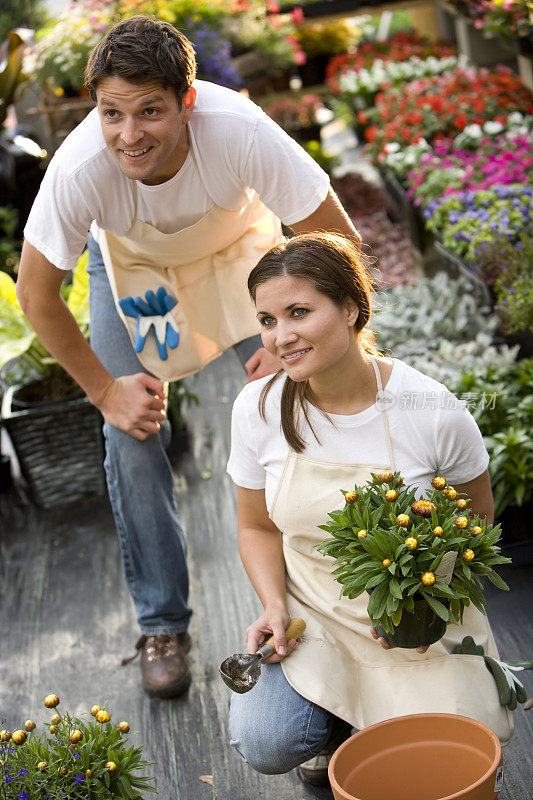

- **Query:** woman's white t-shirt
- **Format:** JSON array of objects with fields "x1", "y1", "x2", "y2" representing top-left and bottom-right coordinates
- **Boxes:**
[{"x1": 227, "y1": 359, "x2": 489, "y2": 514}]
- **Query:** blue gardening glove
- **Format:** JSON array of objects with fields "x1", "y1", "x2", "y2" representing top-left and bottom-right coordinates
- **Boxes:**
[
  {"x1": 454, "y1": 636, "x2": 532, "y2": 710},
  {"x1": 119, "y1": 287, "x2": 179, "y2": 360}
]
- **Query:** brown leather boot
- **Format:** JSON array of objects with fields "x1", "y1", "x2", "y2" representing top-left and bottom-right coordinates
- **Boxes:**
[{"x1": 124, "y1": 633, "x2": 192, "y2": 698}]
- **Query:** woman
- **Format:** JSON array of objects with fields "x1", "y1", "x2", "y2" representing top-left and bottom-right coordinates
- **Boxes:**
[{"x1": 226, "y1": 233, "x2": 512, "y2": 784}]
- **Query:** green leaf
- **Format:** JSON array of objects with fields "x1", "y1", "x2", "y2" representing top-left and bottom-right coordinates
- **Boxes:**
[
  {"x1": 419, "y1": 591, "x2": 451, "y2": 621},
  {"x1": 365, "y1": 573, "x2": 387, "y2": 590}
]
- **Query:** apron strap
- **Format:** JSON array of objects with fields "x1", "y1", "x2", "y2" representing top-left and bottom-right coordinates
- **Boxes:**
[{"x1": 369, "y1": 356, "x2": 395, "y2": 470}]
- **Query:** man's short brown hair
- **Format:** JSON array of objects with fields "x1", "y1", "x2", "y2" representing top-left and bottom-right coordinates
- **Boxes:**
[{"x1": 84, "y1": 15, "x2": 197, "y2": 104}]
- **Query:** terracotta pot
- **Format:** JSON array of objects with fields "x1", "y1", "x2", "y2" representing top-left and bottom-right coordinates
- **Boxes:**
[{"x1": 329, "y1": 713, "x2": 503, "y2": 800}]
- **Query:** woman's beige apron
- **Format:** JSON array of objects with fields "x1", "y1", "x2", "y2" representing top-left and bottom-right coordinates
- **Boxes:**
[
  {"x1": 98, "y1": 153, "x2": 282, "y2": 381},
  {"x1": 270, "y1": 358, "x2": 513, "y2": 743}
]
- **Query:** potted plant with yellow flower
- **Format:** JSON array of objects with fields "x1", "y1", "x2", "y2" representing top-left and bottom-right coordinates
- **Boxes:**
[
  {"x1": 0, "y1": 694, "x2": 155, "y2": 799},
  {"x1": 317, "y1": 471, "x2": 511, "y2": 648}
]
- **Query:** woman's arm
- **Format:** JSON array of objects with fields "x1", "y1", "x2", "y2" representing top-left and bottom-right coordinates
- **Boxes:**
[
  {"x1": 454, "y1": 469, "x2": 494, "y2": 524},
  {"x1": 237, "y1": 485, "x2": 296, "y2": 661}
]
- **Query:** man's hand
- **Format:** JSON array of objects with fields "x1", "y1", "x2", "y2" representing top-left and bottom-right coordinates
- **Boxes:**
[
  {"x1": 97, "y1": 373, "x2": 167, "y2": 440},
  {"x1": 245, "y1": 347, "x2": 280, "y2": 382}
]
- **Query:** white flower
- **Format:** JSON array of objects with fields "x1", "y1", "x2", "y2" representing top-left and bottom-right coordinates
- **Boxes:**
[
  {"x1": 484, "y1": 121, "x2": 504, "y2": 135},
  {"x1": 507, "y1": 112, "x2": 524, "y2": 124},
  {"x1": 463, "y1": 124, "x2": 483, "y2": 138},
  {"x1": 384, "y1": 142, "x2": 401, "y2": 153}
]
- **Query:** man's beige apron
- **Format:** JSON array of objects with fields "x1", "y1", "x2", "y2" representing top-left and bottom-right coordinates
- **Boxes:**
[
  {"x1": 270, "y1": 358, "x2": 513, "y2": 743},
  {"x1": 98, "y1": 155, "x2": 282, "y2": 381}
]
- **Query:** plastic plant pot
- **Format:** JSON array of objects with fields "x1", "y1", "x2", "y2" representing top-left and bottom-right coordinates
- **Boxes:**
[
  {"x1": 328, "y1": 713, "x2": 503, "y2": 800},
  {"x1": 374, "y1": 595, "x2": 449, "y2": 648}
]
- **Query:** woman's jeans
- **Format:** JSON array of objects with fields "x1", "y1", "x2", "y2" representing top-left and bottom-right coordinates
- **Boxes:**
[
  {"x1": 229, "y1": 663, "x2": 353, "y2": 773},
  {"x1": 87, "y1": 233, "x2": 261, "y2": 635}
]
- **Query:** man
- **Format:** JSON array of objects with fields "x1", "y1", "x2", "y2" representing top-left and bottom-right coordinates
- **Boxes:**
[{"x1": 18, "y1": 15, "x2": 361, "y2": 700}]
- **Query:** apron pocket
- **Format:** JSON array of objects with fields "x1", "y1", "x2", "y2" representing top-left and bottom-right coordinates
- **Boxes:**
[{"x1": 357, "y1": 655, "x2": 514, "y2": 744}]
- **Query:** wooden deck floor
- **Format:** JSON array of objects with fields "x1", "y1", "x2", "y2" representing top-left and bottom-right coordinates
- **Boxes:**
[{"x1": 1, "y1": 349, "x2": 532, "y2": 799}]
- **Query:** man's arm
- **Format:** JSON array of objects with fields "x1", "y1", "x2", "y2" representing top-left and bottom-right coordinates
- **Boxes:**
[
  {"x1": 290, "y1": 187, "x2": 362, "y2": 246},
  {"x1": 17, "y1": 241, "x2": 167, "y2": 440}
]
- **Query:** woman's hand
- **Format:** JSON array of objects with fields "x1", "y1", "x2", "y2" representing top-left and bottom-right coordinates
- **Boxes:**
[
  {"x1": 370, "y1": 627, "x2": 429, "y2": 655},
  {"x1": 245, "y1": 606, "x2": 298, "y2": 663}
]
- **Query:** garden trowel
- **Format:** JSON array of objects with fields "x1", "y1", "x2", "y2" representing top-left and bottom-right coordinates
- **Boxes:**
[{"x1": 219, "y1": 618, "x2": 306, "y2": 693}]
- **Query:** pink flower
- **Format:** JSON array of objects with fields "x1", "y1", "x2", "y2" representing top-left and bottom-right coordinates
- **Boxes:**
[
  {"x1": 291, "y1": 6, "x2": 305, "y2": 24},
  {"x1": 293, "y1": 50, "x2": 307, "y2": 65},
  {"x1": 267, "y1": 0, "x2": 281, "y2": 11},
  {"x1": 270, "y1": 14, "x2": 282, "y2": 28}
]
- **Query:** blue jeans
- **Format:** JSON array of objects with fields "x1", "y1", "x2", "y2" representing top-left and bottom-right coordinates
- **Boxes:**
[
  {"x1": 87, "y1": 233, "x2": 262, "y2": 634},
  {"x1": 229, "y1": 663, "x2": 353, "y2": 774}
]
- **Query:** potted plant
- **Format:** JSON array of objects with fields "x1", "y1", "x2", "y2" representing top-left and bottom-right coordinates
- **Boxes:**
[
  {"x1": 263, "y1": 93, "x2": 324, "y2": 142},
  {"x1": 317, "y1": 471, "x2": 511, "y2": 647},
  {"x1": 295, "y1": 18, "x2": 361, "y2": 86},
  {"x1": 0, "y1": 693, "x2": 155, "y2": 798},
  {"x1": 0, "y1": 252, "x2": 107, "y2": 508}
]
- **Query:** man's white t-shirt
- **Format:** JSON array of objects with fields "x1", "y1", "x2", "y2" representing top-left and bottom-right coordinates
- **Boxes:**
[
  {"x1": 24, "y1": 80, "x2": 330, "y2": 271},
  {"x1": 227, "y1": 359, "x2": 489, "y2": 513}
]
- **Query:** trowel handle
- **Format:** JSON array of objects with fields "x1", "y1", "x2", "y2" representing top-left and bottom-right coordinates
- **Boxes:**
[{"x1": 258, "y1": 618, "x2": 306, "y2": 658}]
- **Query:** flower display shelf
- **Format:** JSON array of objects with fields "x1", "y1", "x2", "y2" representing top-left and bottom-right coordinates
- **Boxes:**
[
  {"x1": 433, "y1": 240, "x2": 492, "y2": 305},
  {"x1": 279, "y1": 0, "x2": 410, "y2": 18},
  {"x1": 378, "y1": 165, "x2": 429, "y2": 253},
  {"x1": 1, "y1": 382, "x2": 105, "y2": 509}
]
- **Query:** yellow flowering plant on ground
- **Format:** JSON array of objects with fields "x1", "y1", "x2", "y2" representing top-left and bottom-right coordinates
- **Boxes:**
[
  {"x1": 0, "y1": 695, "x2": 154, "y2": 799},
  {"x1": 317, "y1": 471, "x2": 511, "y2": 636}
]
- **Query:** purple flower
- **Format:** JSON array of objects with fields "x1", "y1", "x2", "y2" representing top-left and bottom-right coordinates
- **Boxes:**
[
  {"x1": 73, "y1": 774, "x2": 85, "y2": 785},
  {"x1": 18, "y1": 769, "x2": 29, "y2": 776},
  {"x1": 17, "y1": 794, "x2": 28, "y2": 799}
]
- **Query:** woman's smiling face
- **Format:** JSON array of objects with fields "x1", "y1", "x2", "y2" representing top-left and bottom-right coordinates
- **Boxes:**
[{"x1": 255, "y1": 274, "x2": 358, "y2": 382}]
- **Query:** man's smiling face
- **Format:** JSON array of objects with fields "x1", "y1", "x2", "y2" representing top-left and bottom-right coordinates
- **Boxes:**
[{"x1": 96, "y1": 76, "x2": 196, "y2": 185}]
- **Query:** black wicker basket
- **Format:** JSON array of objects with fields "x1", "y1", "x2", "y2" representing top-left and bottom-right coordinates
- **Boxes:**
[{"x1": 1, "y1": 383, "x2": 105, "y2": 509}]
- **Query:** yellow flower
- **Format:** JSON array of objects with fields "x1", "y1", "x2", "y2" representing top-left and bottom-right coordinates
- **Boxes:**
[
  {"x1": 86, "y1": 769, "x2": 92, "y2": 778},
  {"x1": 456, "y1": 499, "x2": 468, "y2": 510},
  {"x1": 374, "y1": 471, "x2": 394, "y2": 484},
  {"x1": 396, "y1": 514, "x2": 410, "y2": 527},
  {"x1": 385, "y1": 490, "x2": 398, "y2": 502},
  {"x1": 44, "y1": 694, "x2": 60, "y2": 708},
  {"x1": 472, "y1": 526, "x2": 483, "y2": 536},
  {"x1": 50, "y1": 714, "x2": 60, "y2": 724},
  {"x1": 444, "y1": 487, "x2": 458, "y2": 500},
  {"x1": 90, "y1": 705, "x2": 100, "y2": 717},
  {"x1": 454, "y1": 516, "x2": 469, "y2": 530},
  {"x1": 0, "y1": 731, "x2": 11, "y2": 742},
  {"x1": 58, "y1": 767, "x2": 67, "y2": 775},
  {"x1": 118, "y1": 721, "x2": 130, "y2": 734},
  {"x1": 462, "y1": 549, "x2": 475, "y2": 562},
  {"x1": 37, "y1": 762, "x2": 48, "y2": 771},
  {"x1": 431, "y1": 477, "x2": 446, "y2": 489},
  {"x1": 382, "y1": 559, "x2": 391, "y2": 568},
  {"x1": 106, "y1": 761, "x2": 117, "y2": 772},
  {"x1": 433, "y1": 526, "x2": 443, "y2": 537},
  {"x1": 12, "y1": 730, "x2": 27, "y2": 745},
  {"x1": 70, "y1": 730, "x2": 83, "y2": 744},
  {"x1": 411, "y1": 500, "x2": 437, "y2": 518},
  {"x1": 96, "y1": 710, "x2": 111, "y2": 724},
  {"x1": 49, "y1": 725, "x2": 58, "y2": 734},
  {"x1": 344, "y1": 491, "x2": 358, "y2": 504},
  {"x1": 357, "y1": 529, "x2": 367, "y2": 539},
  {"x1": 421, "y1": 572, "x2": 435, "y2": 586},
  {"x1": 24, "y1": 720, "x2": 36, "y2": 732},
  {"x1": 405, "y1": 537, "x2": 418, "y2": 551}
]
